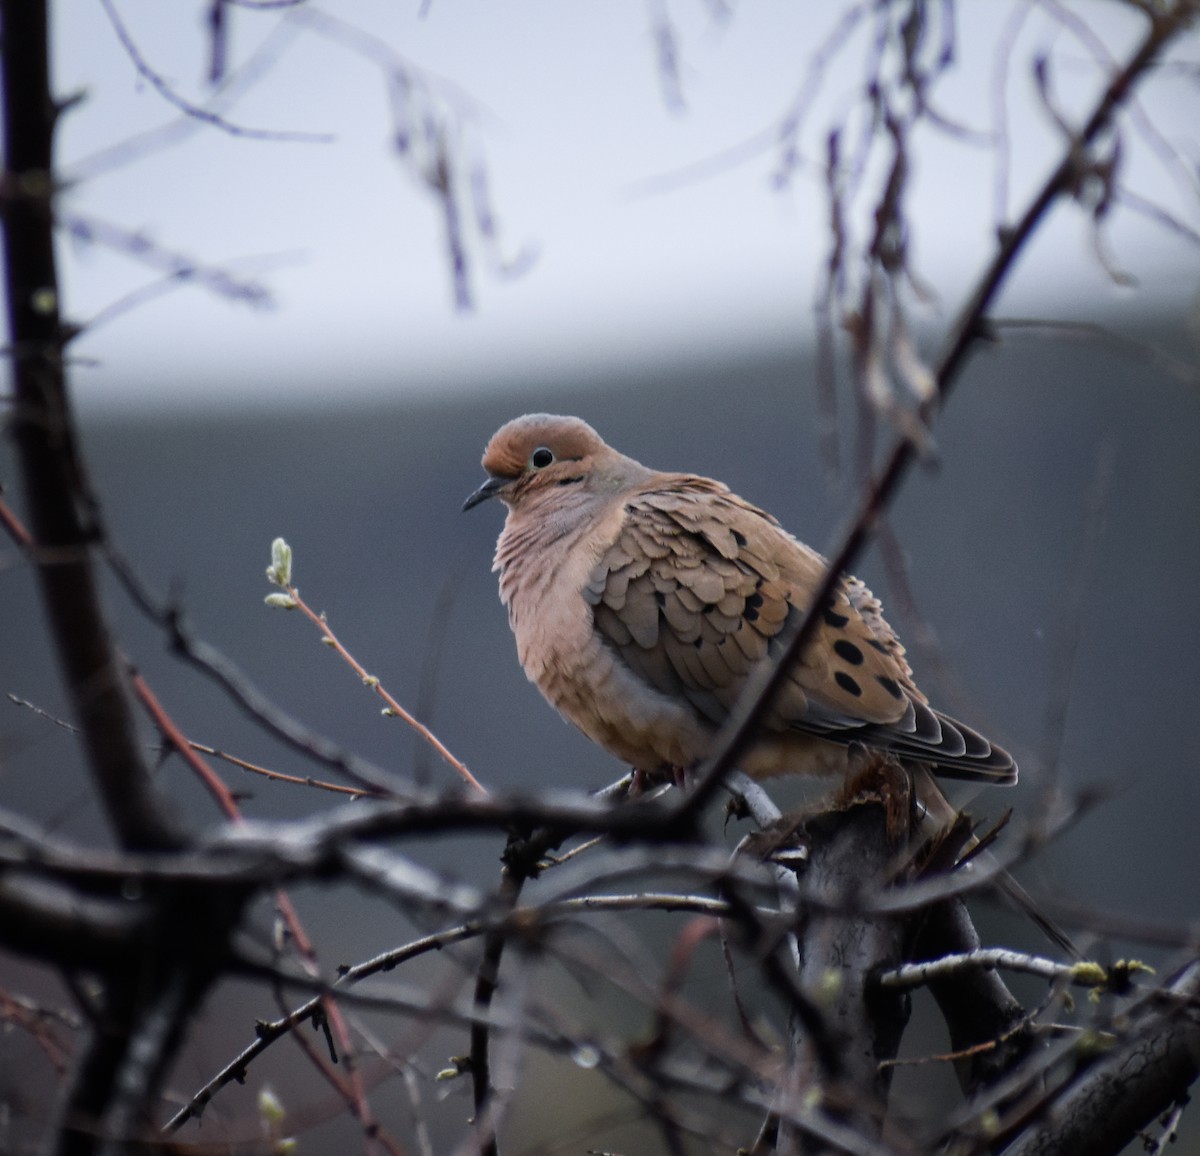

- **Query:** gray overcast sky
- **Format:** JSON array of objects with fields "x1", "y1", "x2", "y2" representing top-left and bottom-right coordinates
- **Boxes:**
[{"x1": 52, "y1": 1, "x2": 1199, "y2": 410}]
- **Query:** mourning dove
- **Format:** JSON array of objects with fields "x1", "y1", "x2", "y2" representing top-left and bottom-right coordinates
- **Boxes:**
[
  {"x1": 463, "y1": 413, "x2": 1083, "y2": 957},
  {"x1": 465, "y1": 415, "x2": 1076, "y2": 955},
  {"x1": 464, "y1": 413, "x2": 1016, "y2": 789}
]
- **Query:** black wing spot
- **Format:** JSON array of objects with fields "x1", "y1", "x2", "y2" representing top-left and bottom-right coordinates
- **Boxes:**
[
  {"x1": 732, "y1": 529, "x2": 747, "y2": 547},
  {"x1": 834, "y1": 671, "x2": 863, "y2": 697},
  {"x1": 833, "y1": 639, "x2": 864, "y2": 665},
  {"x1": 746, "y1": 592, "x2": 764, "y2": 609},
  {"x1": 876, "y1": 675, "x2": 904, "y2": 699},
  {"x1": 867, "y1": 638, "x2": 890, "y2": 654},
  {"x1": 824, "y1": 609, "x2": 850, "y2": 629},
  {"x1": 743, "y1": 606, "x2": 759, "y2": 622},
  {"x1": 654, "y1": 591, "x2": 665, "y2": 607}
]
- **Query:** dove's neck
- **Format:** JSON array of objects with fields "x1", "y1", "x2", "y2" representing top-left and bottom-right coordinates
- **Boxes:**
[
  {"x1": 495, "y1": 484, "x2": 614, "y2": 585},
  {"x1": 494, "y1": 459, "x2": 654, "y2": 611}
]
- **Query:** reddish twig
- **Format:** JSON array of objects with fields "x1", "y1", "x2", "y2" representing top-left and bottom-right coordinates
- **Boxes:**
[
  {"x1": 0, "y1": 987, "x2": 75, "y2": 1073},
  {"x1": 0, "y1": 493, "x2": 32, "y2": 546},
  {"x1": 290, "y1": 588, "x2": 485, "y2": 793},
  {"x1": 189, "y1": 741, "x2": 387, "y2": 798},
  {"x1": 129, "y1": 671, "x2": 394, "y2": 1150},
  {"x1": 265, "y1": 539, "x2": 485, "y2": 795}
]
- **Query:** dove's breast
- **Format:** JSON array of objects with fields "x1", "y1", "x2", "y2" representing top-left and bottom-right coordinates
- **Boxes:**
[{"x1": 494, "y1": 498, "x2": 711, "y2": 772}]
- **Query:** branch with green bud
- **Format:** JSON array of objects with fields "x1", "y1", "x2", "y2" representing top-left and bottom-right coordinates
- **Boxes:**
[
  {"x1": 264, "y1": 537, "x2": 297, "y2": 609},
  {"x1": 257, "y1": 536, "x2": 486, "y2": 794}
]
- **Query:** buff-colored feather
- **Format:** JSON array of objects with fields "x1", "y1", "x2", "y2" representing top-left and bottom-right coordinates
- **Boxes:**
[{"x1": 464, "y1": 413, "x2": 1015, "y2": 786}]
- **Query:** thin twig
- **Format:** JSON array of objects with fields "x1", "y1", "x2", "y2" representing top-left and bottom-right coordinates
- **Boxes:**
[
  {"x1": 130, "y1": 671, "x2": 392, "y2": 1150},
  {"x1": 1146, "y1": 1099, "x2": 1189, "y2": 1156},
  {"x1": 992, "y1": 317, "x2": 1200, "y2": 387},
  {"x1": 104, "y1": 538, "x2": 410, "y2": 796},
  {"x1": 0, "y1": 987, "x2": 76, "y2": 1073},
  {"x1": 164, "y1": 881, "x2": 759, "y2": 1132},
  {"x1": 192, "y1": 742, "x2": 386, "y2": 797},
  {"x1": 98, "y1": 0, "x2": 329, "y2": 143},
  {"x1": 8, "y1": 690, "x2": 374, "y2": 798},
  {"x1": 62, "y1": 213, "x2": 274, "y2": 308},
  {"x1": 878, "y1": 948, "x2": 1149, "y2": 993},
  {"x1": 276, "y1": 579, "x2": 486, "y2": 795}
]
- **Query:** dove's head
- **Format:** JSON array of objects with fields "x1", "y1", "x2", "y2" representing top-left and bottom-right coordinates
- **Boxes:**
[{"x1": 463, "y1": 414, "x2": 647, "y2": 512}]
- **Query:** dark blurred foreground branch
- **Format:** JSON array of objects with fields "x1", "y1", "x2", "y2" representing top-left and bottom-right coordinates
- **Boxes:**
[
  {"x1": 1, "y1": 0, "x2": 181, "y2": 855},
  {"x1": 2, "y1": 760, "x2": 1189, "y2": 1154},
  {"x1": 0, "y1": 4, "x2": 253, "y2": 1150}
]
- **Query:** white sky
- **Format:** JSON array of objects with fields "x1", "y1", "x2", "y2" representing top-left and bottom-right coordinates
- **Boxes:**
[{"x1": 50, "y1": 1, "x2": 1200, "y2": 411}]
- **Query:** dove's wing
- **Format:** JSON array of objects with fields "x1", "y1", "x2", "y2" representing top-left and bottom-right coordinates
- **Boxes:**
[{"x1": 586, "y1": 477, "x2": 1014, "y2": 783}]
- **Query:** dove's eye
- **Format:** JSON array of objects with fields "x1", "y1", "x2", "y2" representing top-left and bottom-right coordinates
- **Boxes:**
[{"x1": 530, "y1": 447, "x2": 555, "y2": 469}]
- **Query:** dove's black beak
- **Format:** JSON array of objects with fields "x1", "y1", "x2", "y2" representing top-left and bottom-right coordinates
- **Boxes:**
[{"x1": 462, "y1": 475, "x2": 509, "y2": 512}]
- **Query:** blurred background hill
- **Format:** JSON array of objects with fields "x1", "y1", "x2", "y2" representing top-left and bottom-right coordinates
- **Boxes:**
[{"x1": 5, "y1": 315, "x2": 1197, "y2": 909}]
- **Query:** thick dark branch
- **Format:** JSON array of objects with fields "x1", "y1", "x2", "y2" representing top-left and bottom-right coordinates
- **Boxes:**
[
  {"x1": 0, "y1": 0, "x2": 182, "y2": 852},
  {"x1": 1001, "y1": 960, "x2": 1200, "y2": 1156},
  {"x1": 910, "y1": 898, "x2": 1033, "y2": 1094},
  {"x1": 0, "y1": 873, "x2": 148, "y2": 970},
  {"x1": 53, "y1": 883, "x2": 248, "y2": 1156},
  {"x1": 469, "y1": 866, "x2": 524, "y2": 1156},
  {"x1": 0, "y1": 11, "x2": 255, "y2": 1150},
  {"x1": 790, "y1": 801, "x2": 910, "y2": 1147}
]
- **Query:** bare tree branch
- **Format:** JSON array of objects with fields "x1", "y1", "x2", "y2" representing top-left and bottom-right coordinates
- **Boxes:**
[
  {"x1": 1, "y1": 0, "x2": 182, "y2": 853},
  {"x1": 1001, "y1": 960, "x2": 1200, "y2": 1156}
]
